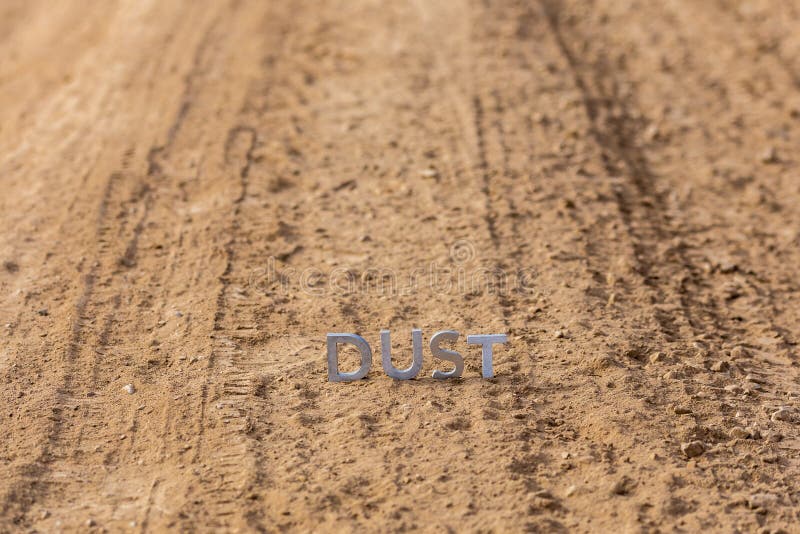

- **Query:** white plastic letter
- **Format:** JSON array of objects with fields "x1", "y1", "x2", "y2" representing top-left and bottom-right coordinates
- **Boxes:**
[
  {"x1": 381, "y1": 329, "x2": 423, "y2": 380},
  {"x1": 430, "y1": 330, "x2": 464, "y2": 379},
  {"x1": 466, "y1": 334, "x2": 508, "y2": 378},
  {"x1": 327, "y1": 333, "x2": 372, "y2": 382}
]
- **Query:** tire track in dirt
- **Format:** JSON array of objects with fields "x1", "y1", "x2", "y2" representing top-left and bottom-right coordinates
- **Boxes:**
[
  {"x1": 693, "y1": 0, "x2": 800, "y2": 357},
  {"x1": 639, "y1": 0, "x2": 800, "y2": 504},
  {"x1": 11, "y1": 168, "x2": 159, "y2": 525},
  {"x1": 1, "y1": 5, "x2": 243, "y2": 529},
  {"x1": 474, "y1": 4, "x2": 772, "y2": 529},
  {"x1": 74, "y1": 294, "x2": 121, "y2": 451},
  {"x1": 472, "y1": 89, "x2": 530, "y2": 328},
  {"x1": 423, "y1": 0, "x2": 535, "y2": 340},
  {"x1": 504, "y1": 1, "x2": 683, "y2": 359},
  {"x1": 0, "y1": 167, "x2": 118, "y2": 525},
  {"x1": 539, "y1": 0, "x2": 710, "y2": 344},
  {"x1": 595, "y1": 0, "x2": 800, "y2": 370},
  {"x1": 472, "y1": 96, "x2": 502, "y2": 249},
  {"x1": 41, "y1": 17, "x2": 222, "y2": 525},
  {"x1": 436, "y1": 8, "x2": 580, "y2": 515},
  {"x1": 551, "y1": 0, "x2": 796, "y2": 350},
  {"x1": 461, "y1": 4, "x2": 688, "y2": 528},
  {"x1": 182, "y1": 125, "x2": 263, "y2": 531},
  {"x1": 539, "y1": 0, "x2": 796, "y2": 370},
  {"x1": 475, "y1": 12, "x2": 639, "y2": 531},
  {"x1": 537, "y1": 1, "x2": 800, "y2": 528},
  {"x1": 167, "y1": 4, "x2": 297, "y2": 529},
  {"x1": 0, "y1": 8, "x2": 177, "y2": 521},
  {"x1": 0, "y1": 154, "x2": 164, "y2": 524},
  {"x1": 127, "y1": 6, "x2": 279, "y2": 529}
]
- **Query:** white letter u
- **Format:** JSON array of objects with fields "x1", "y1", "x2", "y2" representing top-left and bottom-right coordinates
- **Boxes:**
[{"x1": 381, "y1": 329, "x2": 423, "y2": 380}]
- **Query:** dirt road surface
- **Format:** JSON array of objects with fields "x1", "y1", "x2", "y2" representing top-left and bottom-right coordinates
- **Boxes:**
[{"x1": 1, "y1": 0, "x2": 799, "y2": 532}]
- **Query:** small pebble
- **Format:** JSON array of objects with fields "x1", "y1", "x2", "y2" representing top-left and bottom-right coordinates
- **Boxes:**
[
  {"x1": 123, "y1": 384, "x2": 136, "y2": 394},
  {"x1": 37, "y1": 309, "x2": 49, "y2": 316},
  {"x1": 673, "y1": 406, "x2": 693, "y2": 415},
  {"x1": 761, "y1": 452, "x2": 779, "y2": 464},
  {"x1": 729, "y1": 346, "x2": 749, "y2": 359},
  {"x1": 770, "y1": 407, "x2": 794, "y2": 423},
  {"x1": 717, "y1": 260, "x2": 738, "y2": 274},
  {"x1": 611, "y1": 477, "x2": 635, "y2": 495},
  {"x1": 729, "y1": 426, "x2": 751, "y2": 439},
  {"x1": 681, "y1": 440, "x2": 705, "y2": 458},
  {"x1": 760, "y1": 147, "x2": 780, "y2": 164},
  {"x1": 710, "y1": 361, "x2": 730, "y2": 372},
  {"x1": 765, "y1": 431, "x2": 783, "y2": 443},
  {"x1": 526, "y1": 490, "x2": 557, "y2": 509},
  {"x1": 662, "y1": 370, "x2": 682, "y2": 380},
  {"x1": 644, "y1": 123, "x2": 660, "y2": 141},
  {"x1": 748, "y1": 493, "x2": 778, "y2": 510}
]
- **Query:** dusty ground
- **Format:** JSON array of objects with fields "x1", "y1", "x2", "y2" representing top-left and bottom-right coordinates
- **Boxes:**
[{"x1": 1, "y1": 0, "x2": 800, "y2": 532}]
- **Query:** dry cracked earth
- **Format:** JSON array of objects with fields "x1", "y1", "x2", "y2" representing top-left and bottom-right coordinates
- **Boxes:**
[{"x1": 1, "y1": 0, "x2": 800, "y2": 532}]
